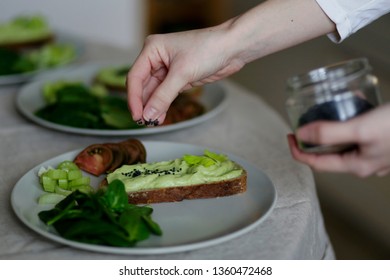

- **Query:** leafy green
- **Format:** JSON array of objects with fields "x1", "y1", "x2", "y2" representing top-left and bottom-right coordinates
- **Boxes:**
[
  {"x1": 0, "y1": 47, "x2": 35, "y2": 75},
  {"x1": 38, "y1": 179, "x2": 162, "y2": 247},
  {"x1": 0, "y1": 44, "x2": 75, "y2": 76},
  {"x1": 35, "y1": 81, "x2": 142, "y2": 129},
  {"x1": 26, "y1": 43, "x2": 76, "y2": 68},
  {"x1": 183, "y1": 150, "x2": 227, "y2": 167}
]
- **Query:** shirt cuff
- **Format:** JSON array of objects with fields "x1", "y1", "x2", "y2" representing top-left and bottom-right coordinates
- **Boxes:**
[{"x1": 315, "y1": 0, "x2": 351, "y2": 43}]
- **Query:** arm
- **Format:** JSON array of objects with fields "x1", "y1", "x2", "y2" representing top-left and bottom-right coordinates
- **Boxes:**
[{"x1": 127, "y1": 0, "x2": 335, "y2": 125}]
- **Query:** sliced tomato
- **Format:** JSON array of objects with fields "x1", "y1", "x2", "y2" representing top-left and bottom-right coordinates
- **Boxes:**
[
  {"x1": 104, "y1": 143, "x2": 125, "y2": 173},
  {"x1": 119, "y1": 139, "x2": 147, "y2": 164},
  {"x1": 74, "y1": 144, "x2": 113, "y2": 176}
]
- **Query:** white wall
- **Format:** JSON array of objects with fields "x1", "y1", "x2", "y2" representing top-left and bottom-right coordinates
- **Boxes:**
[{"x1": 0, "y1": 0, "x2": 145, "y2": 49}]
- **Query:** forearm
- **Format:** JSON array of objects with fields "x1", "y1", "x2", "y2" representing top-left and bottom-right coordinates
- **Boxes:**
[{"x1": 222, "y1": 0, "x2": 336, "y2": 64}]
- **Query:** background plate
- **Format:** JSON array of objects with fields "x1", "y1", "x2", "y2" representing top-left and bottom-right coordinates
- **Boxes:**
[
  {"x1": 11, "y1": 141, "x2": 276, "y2": 255},
  {"x1": 0, "y1": 32, "x2": 83, "y2": 86},
  {"x1": 15, "y1": 63, "x2": 227, "y2": 136}
]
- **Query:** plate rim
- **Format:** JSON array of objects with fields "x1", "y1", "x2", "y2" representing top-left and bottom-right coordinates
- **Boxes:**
[{"x1": 10, "y1": 140, "x2": 277, "y2": 255}]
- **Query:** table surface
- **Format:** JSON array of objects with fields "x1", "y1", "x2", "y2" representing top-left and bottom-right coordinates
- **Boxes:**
[{"x1": 0, "y1": 42, "x2": 334, "y2": 260}]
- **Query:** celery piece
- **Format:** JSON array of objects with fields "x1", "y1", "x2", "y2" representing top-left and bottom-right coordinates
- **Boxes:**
[
  {"x1": 38, "y1": 193, "x2": 65, "y2": 205},
  {"x1": 67, "y1": 169, "x2": 82, "y2": 181}
]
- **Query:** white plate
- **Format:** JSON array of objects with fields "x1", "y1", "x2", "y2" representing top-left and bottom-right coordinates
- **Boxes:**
[
  {"x1": 11, "y1": 141, "x2": 277, "y2": 255},
  {"x1": 15, "y1": 63, "x2": 227, "y2": 136},
  {"x1": 0, "y1": 32, "x2": 83, "y2": 86}
]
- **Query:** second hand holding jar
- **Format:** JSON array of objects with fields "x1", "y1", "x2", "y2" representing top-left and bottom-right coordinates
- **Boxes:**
[{"x1": 285, "y1": 58, "x2": 381, "y2": 154}]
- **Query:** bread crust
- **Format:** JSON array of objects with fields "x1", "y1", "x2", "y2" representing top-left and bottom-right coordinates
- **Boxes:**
[{"x1": 122, "y1": 169, "x2": 247, "y2": 204}]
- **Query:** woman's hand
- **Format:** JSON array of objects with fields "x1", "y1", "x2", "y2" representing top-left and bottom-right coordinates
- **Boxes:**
[
  {"x1": 287, "y1": 104, "x2": 390, "y2": 177},
  {"x1": 126, "y1": 25, "x2": 245, "y2": 125}
]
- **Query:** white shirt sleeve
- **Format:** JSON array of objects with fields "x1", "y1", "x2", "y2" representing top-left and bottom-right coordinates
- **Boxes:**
[{"x1": 315, "y1": 0, "x2": 390, "y2": 42}]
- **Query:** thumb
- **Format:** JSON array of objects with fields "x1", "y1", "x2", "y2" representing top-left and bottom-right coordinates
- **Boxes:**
[{"x1": 296, "y1": 120, "x2": 359, "y2": 146}]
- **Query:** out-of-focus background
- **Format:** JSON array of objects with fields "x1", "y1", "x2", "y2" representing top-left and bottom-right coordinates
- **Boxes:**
[{"x1": 1, "y1": 0, "x2": 389, "y2": 259}]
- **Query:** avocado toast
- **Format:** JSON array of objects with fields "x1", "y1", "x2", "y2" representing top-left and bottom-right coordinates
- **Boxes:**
[{"x1": 103, "y1": 150, "x2": 247, "y2": 204}]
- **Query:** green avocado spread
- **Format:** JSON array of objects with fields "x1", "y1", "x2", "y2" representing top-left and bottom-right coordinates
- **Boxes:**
[
  {"x1": 96, "y1": 66, "x2": 130, "y2": 89},
  {"x1": 0, "y1": 15, "x2": 52, "y2": 45},
  {"x1": 106, "y1": 150, "x2": 243, "y2": 192}
]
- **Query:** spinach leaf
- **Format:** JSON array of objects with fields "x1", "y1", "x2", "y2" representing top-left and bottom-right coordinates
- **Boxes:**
[
  {"x1": 34, "y1": 82, "x2": 141, "y2": 130},
  {"x1": 38, "y1": 179, "x2": 162, "y2": 247},
  {"x1": 100, "y1": 179, "x2": 128, "y2": 211}
]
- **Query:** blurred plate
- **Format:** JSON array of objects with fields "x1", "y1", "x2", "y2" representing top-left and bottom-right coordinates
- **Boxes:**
[
  {"x1": 15, "y1": 63, "x2": 228, "y2": 136},
  {"x1": 0, "y1": 32, "x2": 83, "y2": 86},
  {"x1": 11, "y1": 141, "x2": 276, "y2": 255}
]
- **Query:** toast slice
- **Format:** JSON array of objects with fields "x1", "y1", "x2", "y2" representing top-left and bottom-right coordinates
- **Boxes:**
[
  {"x1": 102, "y1": 150, "x2": 247, "y2": 204},
  {"x1": 126, "y1": 171, "x2": 247, "y2": 204},
  {"x1": 0, "y1": 16, "x2": 54, "y2": 50}
]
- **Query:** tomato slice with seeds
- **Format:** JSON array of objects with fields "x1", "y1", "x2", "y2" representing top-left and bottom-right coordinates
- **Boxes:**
[{"x1": 74, "y1": 144, "x2": 113, "y2": 176}]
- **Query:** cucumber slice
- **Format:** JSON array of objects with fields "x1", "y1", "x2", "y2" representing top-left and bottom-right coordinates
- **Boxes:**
[
  {"x1": 57, "y1": 160, "x2": 79, "y2": 171},
  {"x1": 68, "y1": 176, "x2": 90, "y2": 188},
  {"x1": 38, "y1": 160, "x2": 94, "y2": 199},
  {"x1": 58, "y1": 178, "x2": 69, "y2": 189},
  {"x1": 41, "y1": 176, "x2": 57, "y2": 192},
  {"x1": 55, "y1": 186, "x2": 72, "y2": 196},
  {"x1": 67, "y1": 169, "x2": 82, "y2": 180},
  {"x1": 38, "y1": 193, "x2": 66, "y2": 205},
  {"x1": 45, "y1": 169, "x2": 67, "y2": 180}
]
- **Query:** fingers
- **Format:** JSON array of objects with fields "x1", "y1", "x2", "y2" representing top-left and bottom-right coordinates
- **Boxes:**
[
  {"x1": 296, "y1": 120, "x2": 360, "y2": 146},
  {"x1": 287, "y1": 134, "x2": 390, "y2": 177},
  {"x1": 142, "y1": 69, "x2": 187, "y2": 124},
  {"x1": 127, "y1": 53, "x2": 153, "y2": 123},
  {"x1": 287, "y1": 134, "x2": 353, "y2": 173}
]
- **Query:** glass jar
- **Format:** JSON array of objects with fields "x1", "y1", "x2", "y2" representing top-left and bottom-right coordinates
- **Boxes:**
[{"x1": 285, "y1": 58, "x2": 381, "y2": 154}]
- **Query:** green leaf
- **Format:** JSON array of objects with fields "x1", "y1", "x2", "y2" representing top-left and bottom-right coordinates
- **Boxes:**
[
  {"x1": 38, "y1": 180, "x2": 162, "y2": 247},
  {"x1": 142, "y1": 215, "x2": 163, "y2": 236},
  {"x1": 101, "y1": 179, "x2": 128, "y2": 211},
  {"x1": 119, "y1": 209, "x2": 150, "y2": 242}
]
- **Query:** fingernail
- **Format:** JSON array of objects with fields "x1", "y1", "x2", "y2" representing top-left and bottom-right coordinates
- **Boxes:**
[
  {"x1": 135, "y1": 119, "x2": 144, "y2": 126},
  {"x1": 144, "y1": 107, "x2": 159, "y2": 121},
  {"x1": 144, "y1": 119, "x2": 159, "y2": 127}
]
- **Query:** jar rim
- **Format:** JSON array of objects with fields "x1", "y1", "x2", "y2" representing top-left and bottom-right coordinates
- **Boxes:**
[{"x1": 287, "y1": 57, "x2": 371, "y2": 89}]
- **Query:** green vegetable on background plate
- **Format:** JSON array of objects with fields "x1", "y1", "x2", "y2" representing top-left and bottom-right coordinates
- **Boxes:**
[
  {"x1": 0, "y1": 47, "x2": 35, "y2": 75},
  {"x1": 0, "y1": 15, "x2": 52, "y2": 46},
  {"x1": 38, "y1": 179, "x2": 162, "y2": 247},
  {"x1": 26, "y1": 43, "x2": 76, "y2": 68},
  {"x1": 0, "y1": 43, "x2": 76, "y2": 76},
  {"x1": 0, "y1": 15, "x2": 76, "y2": 76},
  {"x1": 35, "y1": 81, "x2": 141, "y2": 130}
]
